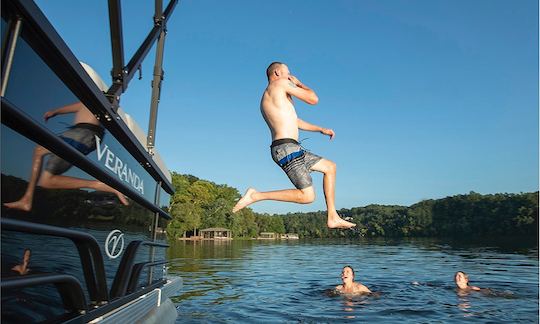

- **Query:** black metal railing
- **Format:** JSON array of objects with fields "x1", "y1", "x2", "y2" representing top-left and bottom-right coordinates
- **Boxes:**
[
  {"x1": 1, "y1": 218, "x2": 109, "y2": 304},
  {"x1": 1, "y1": 219, "x2": 172, "y2": 323},
  {"x1": 127, "y1": 260, "x2": 168, "y2": 294},
  {"x1": 1, "y1": 273, "x2": 88, "y2": 313},
  {"x1": 110, "y1": 240, "x2": 169, "y2": 298}
]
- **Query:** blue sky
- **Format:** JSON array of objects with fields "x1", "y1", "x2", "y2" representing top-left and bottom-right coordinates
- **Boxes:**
[{"x1": 36, "y1": 0, "x2": 538, "y2": 214}]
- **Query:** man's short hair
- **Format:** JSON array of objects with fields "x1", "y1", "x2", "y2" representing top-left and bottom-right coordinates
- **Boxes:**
[{"x1": 266, "y1": 61, "x2": 283, "y2": 79}]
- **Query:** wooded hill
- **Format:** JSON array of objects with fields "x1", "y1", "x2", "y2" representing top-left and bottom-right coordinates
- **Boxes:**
[{"x1": 166, "y1": 172, "x2": 538, "y2": 239}]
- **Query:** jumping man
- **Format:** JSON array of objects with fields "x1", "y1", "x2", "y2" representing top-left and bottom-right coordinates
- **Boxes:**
[{"x1": 232, "y1": 62, "x2": 355, "y2": 229}]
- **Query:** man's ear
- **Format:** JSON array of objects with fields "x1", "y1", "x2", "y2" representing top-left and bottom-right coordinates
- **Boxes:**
[{"x1": 274, "y1": 69, "x2": 280, "y2": 77}]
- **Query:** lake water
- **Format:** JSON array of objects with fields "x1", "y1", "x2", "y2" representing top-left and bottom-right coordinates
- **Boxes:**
[{"x1": 167, "y1": 238, "x2": 538, "y2": 323}]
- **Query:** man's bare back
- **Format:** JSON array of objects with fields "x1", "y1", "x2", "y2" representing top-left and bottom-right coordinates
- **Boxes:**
[{"x1": 43, "y1": 102, "x2": 100, "y2": 126}]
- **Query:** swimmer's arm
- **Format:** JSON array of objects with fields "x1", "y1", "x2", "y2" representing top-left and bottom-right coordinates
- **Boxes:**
[
  {"x1": 280, "y1": 77, "x2": 318, "y2": 105},
  {"x1": 44, "y1": 102, "x2": 85, "y2": 121},
  {"x1": 297, "y1": 118, "x2": 335, "y2": 140},
  {"x1": 471, "y1": 285, "x2": 481, "y2": 291}
]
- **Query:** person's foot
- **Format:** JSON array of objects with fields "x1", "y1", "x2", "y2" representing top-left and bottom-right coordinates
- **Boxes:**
[
  {"x1": 3, "y1": 199, "x2": 32, "y2": 212},
  {"x1": 327, "y1": 213, "x2": 356, "y2": 229},
  {"x1": 232, "y1": 188, "x2": 257, "y2": 213}
]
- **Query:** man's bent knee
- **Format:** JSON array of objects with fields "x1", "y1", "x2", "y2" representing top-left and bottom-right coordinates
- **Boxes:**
[
  {"x1": 38, "y1": 171, "x2": 54, "y2": 188},
  {"x1": 311, "y1": 159, "x2": 336, "y2": 174},
  {"x1": 299, "y1": 187, "x2": 315, "y2": 204}
]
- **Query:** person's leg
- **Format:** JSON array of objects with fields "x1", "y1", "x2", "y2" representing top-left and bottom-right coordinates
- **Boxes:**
[
  {"x1": 310, "y1": 159, "x2": 356, "y2": 229},
  {"x1": 232, "y1": 186, "x2": 315, "y2": 213},
  {"x1": 39, "y1": 171, "x2": 129, "y2": 205},
  {"x1": 3, "y1": 145, "x2": 50, "y2": 211}
]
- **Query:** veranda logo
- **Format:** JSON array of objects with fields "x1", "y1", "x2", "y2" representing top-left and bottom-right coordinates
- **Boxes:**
[
  {"x1": 95, "y1": 135, "x2": 145, "y2": 195},
  {"x1": 105, "y1": 229, "x2": 125, "y2": 259}
]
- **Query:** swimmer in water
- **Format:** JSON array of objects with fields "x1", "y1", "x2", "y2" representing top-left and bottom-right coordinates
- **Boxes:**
[
  {"x1": 454, "y1": 271, "x2": 481, "y2": 291},
  {"x1": 335, "y1": 265, "x2": 371, "y2": 294}
]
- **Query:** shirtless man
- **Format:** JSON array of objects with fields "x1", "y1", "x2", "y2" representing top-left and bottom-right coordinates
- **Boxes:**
[
  {"x1": 232, "y1": 62, "x2": 355, "y2": 229},
  {"x1": 3, "y1": 101, "x2": 128, "y2": 212},
  {"x1": 335, "y1": 265, "x2": 371, "y2": 294},
  {"x1": 454, "y1": 271, "x2": 481, "y2": 291}
]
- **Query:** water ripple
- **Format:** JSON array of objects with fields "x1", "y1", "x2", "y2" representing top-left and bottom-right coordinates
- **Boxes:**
[{"x1": 169, "y1": 238, "x2": 538, "y2": 323}]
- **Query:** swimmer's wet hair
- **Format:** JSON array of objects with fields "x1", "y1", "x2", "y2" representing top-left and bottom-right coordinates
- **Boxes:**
[
  {"x1": 266, "y1": 61, "x2": 284, "y2": 79},
  {"x1": 455, "y1": 271, "x2": 469, "y2": 279},
  {"x1": 343, "y1": 265, "x2": 355, "y2": 278}
]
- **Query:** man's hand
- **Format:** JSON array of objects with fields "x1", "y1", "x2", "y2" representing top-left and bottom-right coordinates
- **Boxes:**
[
  {"x1": 43, "y1": 110, "x2": 57, "y2": 122},
  {"x1": 321, "y1": 128, "x2": 335, "y2": 140},
  {"x1": 288, "y1": 75, "x2": 301, "y2": 87}
]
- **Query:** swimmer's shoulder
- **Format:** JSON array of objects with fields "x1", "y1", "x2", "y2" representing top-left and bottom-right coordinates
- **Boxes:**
[{"x1": 356, "y1": 283, "x2": 371, "y2": 293}]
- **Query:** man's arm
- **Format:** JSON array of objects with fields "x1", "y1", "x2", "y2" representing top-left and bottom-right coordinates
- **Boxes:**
[
  {"x1": 297, "y1": 118, "x2": 335, "y2": 140},
  {"x1": 281, "y1": 76, "x2": 319, "y2": 105},
  {"x1": 43, "y1": 102, "x2": 85, "y2": 122}
]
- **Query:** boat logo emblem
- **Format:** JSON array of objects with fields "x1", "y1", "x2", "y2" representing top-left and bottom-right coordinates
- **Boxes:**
[{"x1": 105, "y1": 229, "x2": 125, "y2": 259}]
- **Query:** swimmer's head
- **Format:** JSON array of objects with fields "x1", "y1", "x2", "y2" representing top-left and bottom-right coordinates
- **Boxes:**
[
  {"x1": 341, "y1": 265, "x2": 355, "y2": 284},
  {"x1": 266, "y1": 62, "x2": 289, "y2": 80},
  {"x1": 454, "y1": 271, "x2": 469, "y2": 289}
]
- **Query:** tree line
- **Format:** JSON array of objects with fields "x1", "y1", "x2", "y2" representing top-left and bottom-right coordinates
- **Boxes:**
[{"x1": 166, "y1": 172, "x2": 538, "y2": 239}]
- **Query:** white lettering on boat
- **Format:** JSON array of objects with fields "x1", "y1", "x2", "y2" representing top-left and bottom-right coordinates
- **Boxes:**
[{"x1": 95, "y1": 135, "x2": 144, "y2": 194}]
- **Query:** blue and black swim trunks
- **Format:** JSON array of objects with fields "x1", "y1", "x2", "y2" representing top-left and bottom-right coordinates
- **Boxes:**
[
  {"x1": 45, "y1": 123, "x2": 104, "y2": 175},
  {"x1": 270, "y1": 138, "x2": 323, "y2": 189}
]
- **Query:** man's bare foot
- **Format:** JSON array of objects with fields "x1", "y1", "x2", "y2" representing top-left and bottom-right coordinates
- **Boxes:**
[
  {"x1": 232, "y1": 188, "x2": 257, "y2": 213},
  {"x1": 3, "y1": 199, "x2": 32, "y2": 212},
  {"x1": 327, "y1": 213, "x2": 356, "y2": 229}
]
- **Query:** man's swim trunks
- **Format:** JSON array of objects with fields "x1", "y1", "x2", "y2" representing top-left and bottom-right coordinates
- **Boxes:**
[
  {"x1": 45, "y1": 123, "x2": 105, "y2": 175},
  {"x1": 270, "y1": 138, "x2": 323, "y2": 189}
]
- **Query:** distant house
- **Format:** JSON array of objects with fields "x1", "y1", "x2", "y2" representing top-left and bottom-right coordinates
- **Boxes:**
[
  {"x1": 280, "y1": 233, "x2": 299, "y2": 240},
  {"x1": 200, "y1": 227, "x2": 232, "y2": 240},
  {"x1": 258, "y1": 232, "x2": 277, "y2": 240}
]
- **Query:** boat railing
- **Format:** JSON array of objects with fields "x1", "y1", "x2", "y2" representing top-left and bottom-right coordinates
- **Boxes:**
[
  {"x1": 1, "y1": 218, "x2": 109, "y2": 304},
  {"x1": 2, "y1": 273, "x2": 88, "y2": 314},
  {"x1": 110, "y1": 240, "x2": 169, "y2": 299},
  {"x1": 1, "y1": 218, "x2": 173, "y2": 322},
  {"x1": 127, "y1": 260, "x2": 169, "y2": 294}
]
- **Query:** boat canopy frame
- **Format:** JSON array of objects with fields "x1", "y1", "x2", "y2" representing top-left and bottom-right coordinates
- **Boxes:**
[{"x1": 1, "y1": 0, "x2": 178, "y2": 195}]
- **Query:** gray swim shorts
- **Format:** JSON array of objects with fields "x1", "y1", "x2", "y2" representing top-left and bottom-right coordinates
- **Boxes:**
[
  {"x1": 270, "y1": 138, "x2": 323, "y2": 189},
  {"x1": 45, "y1": 123, "x2": 104, "y2": 175}
]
